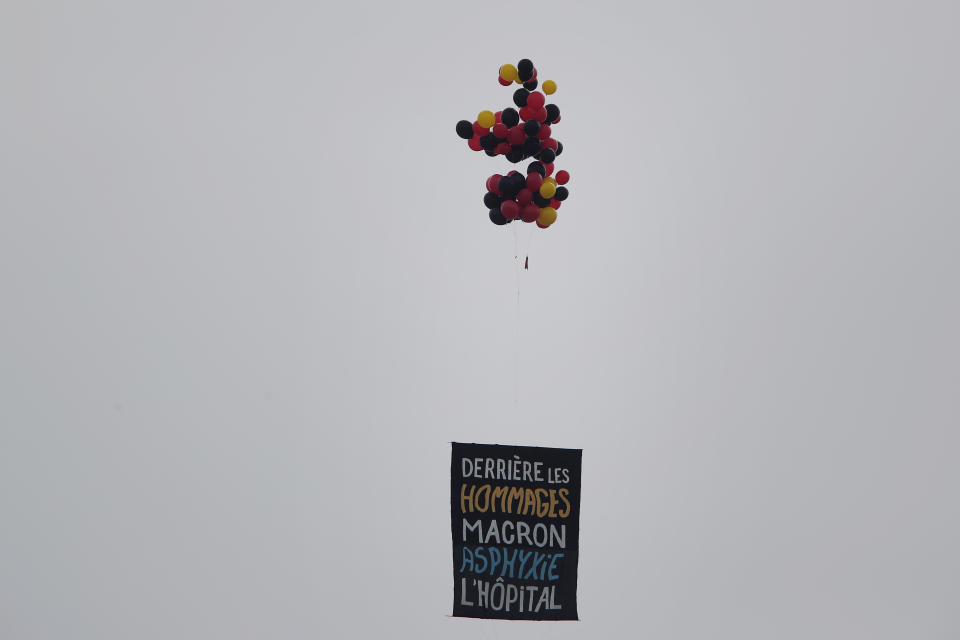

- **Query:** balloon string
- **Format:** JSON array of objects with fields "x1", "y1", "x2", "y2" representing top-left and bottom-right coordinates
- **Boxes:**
[
  {"x1": 513, "y1": 225, "x2": 520, "y2": 406},
  {"x1": 511, "y1": 223, "x2": 536, "y2": 410},
  {"x1": 513, "y1": 222, "x2": 519, "y2": 261},
  {"x1": 524, "y1": 224, "x2": 535, "y2": 268},
  {"x1": 513, "y1": 224, "x2": 535, "y2": 409}
]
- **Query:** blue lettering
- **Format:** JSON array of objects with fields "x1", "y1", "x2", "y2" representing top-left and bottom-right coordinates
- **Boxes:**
[
  {"x1": 501, "y1": 548, "x2": 517, "y2": 578},
  {"x1": 547, "y1": 553, "x2": 563, "y2": 580}
]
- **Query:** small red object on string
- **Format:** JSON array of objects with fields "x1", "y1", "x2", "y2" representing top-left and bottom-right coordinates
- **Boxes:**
[{"x1": 524, "y1": 256, "x2": 529, "y2": 270}]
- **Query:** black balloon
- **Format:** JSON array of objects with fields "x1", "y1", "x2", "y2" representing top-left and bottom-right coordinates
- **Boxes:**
[
  {"x1": 484, "y1": 149, "x2": 497, "y2": 156},
  {"x1": 456, "y1": 120, "x2": 474, "y2": 139},
  {"x1": 522, "y1": 137, "x2": 541, "y2": 155},
  {"x1": 517, "y1": 59, "x2": 534, "y2": 82},
  {"x1": 556, "y1": 141, "x2": 563, "y2": 156},
  {"x1": 498, "y1": 177, "x2": 520, "y2": 199},
  {"x1": 484, "y1": 192, "x2": 502, "y2": 209},
  {"x1": 527, "y1": 161, "x2": 546, "y2": 176},
  {"x1": 545, "y1": 104, "x2": 560, "y2": 123},
  {"x1": 523, "y1": 120, "x2": 540, "y2": 136},
  {"x1": 554, "y1": 187, "x2": 569, "y2": 201},
  {"x1": 523, "y1": 79, "x2": 538, "y2": 90},
  {"x1": 513, "y1": 88, "x2": 529, "y2": 107},
  {"x1": 489, "y1": 208, "x2": 509, "y2": 225},
  {"x1": 480, "y1": 134, "x2": 498, "y2": 151},
  {"x1": 539, "y1": 148, "x2": 556, "y2": 164},
  {"x1": 532, "y1": 192, "x2": 552, "y2": 207},
  {"x1": 501, "y1": 108, "x2": 520, "y2": 127},
  {"x1": 506, "y1": 148, "x2": 524, "y2": 163}
]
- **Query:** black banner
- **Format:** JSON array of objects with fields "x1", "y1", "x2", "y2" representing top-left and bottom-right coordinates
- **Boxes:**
[{"x1": 451, "y1": 442, "x2": 582, "y2": 620}]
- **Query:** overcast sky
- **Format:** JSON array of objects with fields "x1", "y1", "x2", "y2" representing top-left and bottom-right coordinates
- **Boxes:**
[{"x1": 2, "y1": 1, "x2": 958, "y2": 638}]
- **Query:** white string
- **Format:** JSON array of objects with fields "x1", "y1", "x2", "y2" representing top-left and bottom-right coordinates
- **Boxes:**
[
  {"x1": 524, "y1": 223, "x2": 535, "y2": 269},
  {"x1": 513, "y1": 224, "x2": 520, "y2": 406}
]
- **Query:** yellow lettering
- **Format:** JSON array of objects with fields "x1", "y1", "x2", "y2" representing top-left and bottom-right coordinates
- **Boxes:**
[
  {"x1": 557, "y1": 488, "x2": 571, "y2": 517},
  {"x1": 548, "y1": 489, "x2": 559, "y2": 517},
  {"x1": 508, "y1": 486, "x2": 524, "y2": 514},
  {"x1": 536, "y1": 488, "x2": 549, "y2": 517},
  {"x1": 475, "y1": 484, "x2": 491, "y2": 512},
  {"x1": 492, "y1": 485, "x2": 509, "y2": 512},
  {"x1": 523, "y1": 488, "x2": 537, "y2": 515},
  {"x1": 460, "y1": 483, "x2": 476, "y2": 513}
]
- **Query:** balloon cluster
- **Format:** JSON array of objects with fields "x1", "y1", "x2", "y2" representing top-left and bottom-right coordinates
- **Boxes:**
[
  {"x1": 455, "y1": 59, "x2": 571, "y2": 228},
  {"x1": 484, "y1": 163, "x2": 570, "y2": 228}
]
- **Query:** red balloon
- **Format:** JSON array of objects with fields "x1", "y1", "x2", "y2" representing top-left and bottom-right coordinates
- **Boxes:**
[
  {"x1": 526, "y1": 172, "x2": 543, "y2": 191},
  {"x1": 543, "y1": 138, "x2": 559, "y2": 152},
  {"x1": 500, "y1": 200, "x2": 520, "y2": 220},
  {"x1": 527, "y1": 91, "x2": 545, "y2": 110},
  {"x1": 468, "y1": 136, "x2": 483, "y2": 151},
  {"x1": 507, "y1": 126, "x2": 526, "y2": 145},
  {"x1": 543, "y1": 162, "x2": 554, "y2": 176},
  {"x1": 498, "y1": 75, "x2": 512, "y2": 86},
  {"x1": 536, "y1": 124, "x2": 552, "y2": 140},
  {"x1": 531, "y1": 106, "x2": 548, "y2": 122},
  {"x1": 517, "y1": 189, "x2": 533, "y2": 206},
  {"x1": 473, "y1": 121, "x2": 488, "y2": 136},
  {"x1": 555, "y1": 170, "x2": 569, "y2": 185},
  {"x1": 494, "y1": 142, "x2": 511, "y2": 155},
  {"x1": 508, "y1": 170, "x2": 521, "y2": 176},
  {"x1": 537, "y1": 221, "x2": 548, "y2": 229},
  {"x1": 492, "y1": 123, "x2": 508, "y2": 138},
  {"x1": 487, "y1": 174, "x2": 503, "y2": 194},
  {"x1": 550, "y1": 199, "x2": 561, "y2": 209},
  {"x1": 520, "y1": 204, "x2": 540, "y2": 223},
  {"x1": 519, "y1": 106, "x2": 533, "y2": 121}
]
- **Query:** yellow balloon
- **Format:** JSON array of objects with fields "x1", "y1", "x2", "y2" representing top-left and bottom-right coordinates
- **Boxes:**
[
  {"x1": 544, "y1": 177, "x2": 557, "y2": 188},
  {"x1": 542, "y1": 80, "x2": 557, "y2": 95},
  {"x1": 539, "y1": 181, "x2": 556, "y2": 199},
  {"x1": 477, "y1": 110, "x2": 495, "y2": 129},
  {"x1": 538, "y1": 207, "x2": 558, "y2": 227},
  {"x1": 499, "y1": 64, "x2": 518, "y2": 82}
]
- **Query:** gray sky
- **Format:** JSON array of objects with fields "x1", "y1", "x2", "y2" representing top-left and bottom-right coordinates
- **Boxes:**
[{"x1": 2, "y1": 1, "x2": 958, "y2": 638}]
